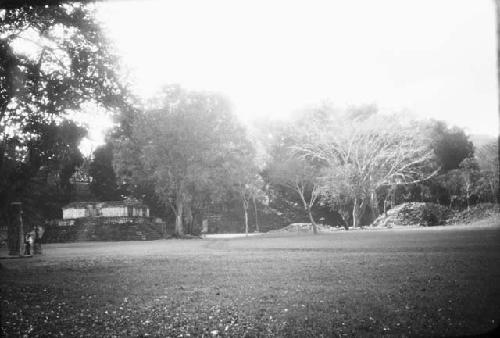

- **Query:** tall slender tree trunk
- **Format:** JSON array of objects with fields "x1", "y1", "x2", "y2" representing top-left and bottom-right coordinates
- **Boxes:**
[
  {"x1": 390, "y1": 184, "x2": 396, "y2": 209},
  {"x1": 352, "y1": 197, "x2": 359, "y2": 228},
  {"x1": 370, "y1": 190, "x2": 379, "y2": 224},
  {"x1": 243, "y1": 200, "x2": 249, "y2": 236},
  {"x1": 384, "y1": 196, "x2": 389, "y2": 217},
  {"x1": 174, "y1": 199, "x2": 184, "y2": 237},
  {"x1": 253, "y1": 196, "x2": 259, "y2": 232}
]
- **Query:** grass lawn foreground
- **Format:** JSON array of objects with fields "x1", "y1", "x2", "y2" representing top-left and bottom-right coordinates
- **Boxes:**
[{"x1": 2, "y1": 217, "x2": 500, "y2": 337}]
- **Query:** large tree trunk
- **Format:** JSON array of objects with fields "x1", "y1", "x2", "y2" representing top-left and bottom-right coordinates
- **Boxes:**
[
  {"x1": 369, "y1": 190, "x2": 379, "y2": 224},
  {"x1": 174, "y1": 199, "x2": 184, "y2": 237},
  {"x1": 296, "y1": 184, "x2": 318, "y2": 234},
  {"x1": 253, "y1": 196, "x2": 259, "y2": 232},
  {"x1": 352, "y1": 198, "x2": 366, "y2": 228},
  {"x1": 307, "y1": 207, "x2": 318, "y2": 234},
  {"x1": 352, "y1": 197, "x2": 359, "y2": 228}
]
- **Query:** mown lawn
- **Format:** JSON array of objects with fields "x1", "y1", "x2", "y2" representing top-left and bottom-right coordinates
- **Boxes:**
[{"x1": 2, "y1": 220, "x2": 500, "y2": 337}]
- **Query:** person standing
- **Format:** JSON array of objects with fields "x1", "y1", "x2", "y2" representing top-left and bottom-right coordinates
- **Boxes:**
[{"x1": 24, "y1": 233, "x2": 31, "y2": 256}]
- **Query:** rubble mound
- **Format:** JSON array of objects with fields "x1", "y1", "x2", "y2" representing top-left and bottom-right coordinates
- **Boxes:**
[
  {"x1": 371, "y1": 202, "x2": 450, "y2": 227},
  {"x1": 269, "y1": 223, "x2": 336, "y2": 233},
  {"x1": 446, "y1": 203, "x2": 500, "y2": 225}
]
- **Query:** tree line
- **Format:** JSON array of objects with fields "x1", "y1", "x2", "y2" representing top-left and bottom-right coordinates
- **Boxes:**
[
  {"x1": 1, "y1": 4, "x2": 498, "y2": 234},
  {"x1": 94, "y1": 89, "x2": 498, "y2": 235}
]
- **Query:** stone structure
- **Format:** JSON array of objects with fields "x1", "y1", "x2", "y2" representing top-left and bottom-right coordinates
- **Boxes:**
[
  {"x1": 69, "y1": 161, "x2": 93, "y2": 201},
  {"x1": 45, "y1": 200, "x2": 164, "y2": 242},
  {"x1": 62, "y1": 200, "x2": 150, "y2": 220},
  {"x1": 44, "y1": 216, "x2": 164, "y2": 242}
]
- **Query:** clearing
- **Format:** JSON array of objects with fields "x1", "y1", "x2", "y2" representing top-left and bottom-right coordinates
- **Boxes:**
[{"x1": 1, "y1": 218, "x2": 500, "y2": 337}]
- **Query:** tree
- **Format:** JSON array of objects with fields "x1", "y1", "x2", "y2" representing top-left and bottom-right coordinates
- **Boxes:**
[
  {"x1": 266, "y1": 121, "x2": 323, "y2": 234},
  {"x1": 1, "y1": 4, "x2": 123, "y2": 143},
  {"x1": 236, "y1": 175, "x2": 256, "y2": 236},
  {"x1": 0, "y1": 119, "x2": 87, "y2": 224},
  {"x1": 250, "y1": 177, "x2": 267, "y2": 233},
  {"x1": 114, "y1": 86, "x2": 252, "y2": 236},
  {"x1": 426, "y1": 120, "x2": 474, "y2": 172},
  {"x1": 394, "y1": 121, "x2": 475, "y2": 208},
  {"x1": 297, "y1": 109, "x2": 438, "y2": 228},
  {"x1": 0, "y1": 4, "x2": 124, "y2": 220},
  {"x1": 89, "y1": 143, "x2": 123, "y2": 201},
  {"x1": 319, "y1": 162, "x2": 368, "y2": 229},
  {"x1": 476, "y1": 141, "x2": 499, "y2": 203},
  {"x1": 269, "y1": 157, "x2": 322, "y2": 233},
  {"x1": 232, "y1": 171, "x2": 265, "y2": 236},
  {"x1": 432, "y1": 170, "x2": 464, "y2": 208},
  {"x1": 458, "y1": 157, "x2": 481, "y2": 210}
]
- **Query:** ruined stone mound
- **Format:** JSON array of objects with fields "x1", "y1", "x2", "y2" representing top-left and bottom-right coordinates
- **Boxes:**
[
  {"x1": 269, "y1": 223, "x2": 336, "y2": 233},
  {"x1": 371, "y1": 202, "x2": 450, "y2": 227}
]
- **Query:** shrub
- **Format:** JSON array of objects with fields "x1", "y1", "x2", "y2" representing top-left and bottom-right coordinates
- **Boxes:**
[{"x1": 418, "y1": 203, "x2": 450, "y2": 226}]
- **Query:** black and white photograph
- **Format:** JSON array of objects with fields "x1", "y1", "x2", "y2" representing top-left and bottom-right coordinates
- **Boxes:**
[{"x1": 1, "y1": 0, "x2": 499, "y2": 336}]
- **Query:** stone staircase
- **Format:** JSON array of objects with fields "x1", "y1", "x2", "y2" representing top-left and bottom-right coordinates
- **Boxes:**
[{"x1": 42, "y1": 217, "x2": 165, "y2": 243}]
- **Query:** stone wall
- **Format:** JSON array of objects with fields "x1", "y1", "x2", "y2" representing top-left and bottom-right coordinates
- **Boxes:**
[
  {"x1": 62, "y1": 208, "x2": 86, "y2": 220},
  {"x1": 101, "y1": 207, "x2": 128, "y2": 217},
  {"x1": 42, "y1": 216, "x2": 165, "y2": 243}
]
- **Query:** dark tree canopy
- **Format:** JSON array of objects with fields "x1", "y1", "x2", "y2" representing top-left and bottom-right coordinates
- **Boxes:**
[
  {"x1": 89, "y1": 143, "x2": 123, "y2": 201},
  {"x1": 0, "y1": 3, "x2": 125, "y2": 223},
  {"x1": 427, "y1": 120, "x2": 474, "y2": 172},
  {"x1": 0, "y1": 119, "x2": 87, "y2": 224},
  {"x1": 113, "y1": 86, "x2": 255, "y2": 235},
  {"x1": 0, "y1": 4, "x2": 123, "y2": 114},
  {"x1": 1, "y1": 3, "x2": 123, "y2": 158}
]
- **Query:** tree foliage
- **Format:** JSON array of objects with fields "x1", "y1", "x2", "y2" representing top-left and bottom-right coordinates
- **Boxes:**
[
  {"x1": 232, "y1": 170, "x2": 264, "y2": 235},
  {"x1": 295, "y1": 107, "x2": 438, "y2": 227},
  {"x1": 0, "y1": 3, "x2": 125, "y2": 223},
  {"x1": 89, "y1": 143, "x2": 124, "y2": 201},
  {"x1": 475, "y1": 141, "x2": 499, "y2": 203},
  {"x1": 264, "y1": 114, "x2": 327, "y2": 234},
  {"x1": 114, "y1": 86, "x2": 254, "y2": 236},
  {"x1": 457, "y1": 157, "x2": 481, "y2": 210},
  {"x1": 0, "y1": 119, "x2": 86, "y2": 224},
  {"x1": 426, "y1": 120, "x2": 474, "y2": 172}
]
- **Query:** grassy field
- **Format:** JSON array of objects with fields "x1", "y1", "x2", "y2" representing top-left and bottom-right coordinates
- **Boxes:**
[{"x1": 2, "y1": 219, "x2": 500, "y2": 337}]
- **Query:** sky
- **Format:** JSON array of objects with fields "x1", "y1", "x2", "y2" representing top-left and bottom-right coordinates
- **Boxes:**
[{"x1": 88, "y1": 0, "x2": 498, "y2": 151}]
